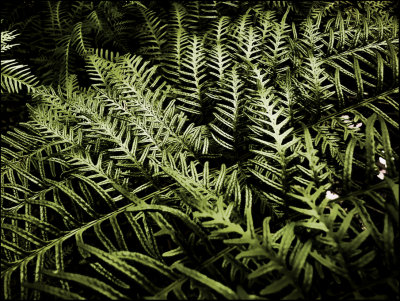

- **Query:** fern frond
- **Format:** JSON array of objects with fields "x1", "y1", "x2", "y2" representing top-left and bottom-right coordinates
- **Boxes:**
[
  {"x1": 160, "y1": 3, "x2": 189, "y2": 83},
  {"x1": 183, "y1": 1, "x2": 218, "y2": 32},
  {"x1": 234, "y1": 25, "x2": 263, "y2": 68},
  {"x1": 260, "y1": 7, "x2": 291, "y2": 73},
  {"x1": 71, "y1": 22, "x2": 90, "y2": 56},
  {"x1": 175, "y1": 33, "x2": 207, "y2": 116},
  {"x1": 295, "y1": 125, "x2": 333, "y2": 189},
  {"x1": 1, "y1": 59, "x2": 38, "y2": 93},
  {"x1": 208, "y1": 64, "x2": 247, "y2": 152},
  {"x1": 1, "y1": 29, "x2": 38, "y2": 94},
  {"x1": 229, "y1": 8, "x2": 254, "y2": 45},
  {"x1": 129, "y1": 2, "x2": 167, "y2": 60},
  {"x1": 255, "y1": 10, "x2": 277, "y2": 44},
  {"x1": 205, "y1": 16, "x2": 232, "y2": 82},
  {"x1": 1, "y1": 30, "x2": 19, "y2": 53},
  {"x1": 173, "y1": 262, "x2": 238, "y2": 300},
  {"x1": 246, "y1": 83, "x2": 300, "y2": 199},
  {"x1": 297, "y1": 53, "x2": 335, "y2": 120}
]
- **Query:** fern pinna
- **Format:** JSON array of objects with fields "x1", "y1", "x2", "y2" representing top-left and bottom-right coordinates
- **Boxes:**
[{"x1": 1, "y1": 1, "x2": 399, "y2": 299}]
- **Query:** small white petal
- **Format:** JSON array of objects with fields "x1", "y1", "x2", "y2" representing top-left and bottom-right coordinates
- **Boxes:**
[
  {"x1": 348, "y1": 122, "x2": 362, "y2": 129},
  {"x1": 377, "y1": 171, "x2": 385, "y2": 180},
  {"x1": 326, "y1": 190, "x2": 339, "y2": 200},
  {"x1": 379, "y1": 157, "x2": 387, "y2": 167}
]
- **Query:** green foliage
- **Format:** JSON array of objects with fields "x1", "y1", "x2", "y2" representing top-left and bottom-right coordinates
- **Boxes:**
[
  {"x1": 1, "y1": 29, "x2": 38, "y2": 94},
  {"x1": 1, "y1": 1, "x2": 399, "y2": 300}
]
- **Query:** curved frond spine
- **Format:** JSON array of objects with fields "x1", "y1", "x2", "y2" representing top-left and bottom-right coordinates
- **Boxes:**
[{"x1": 71, "y1": 22, "x2": 89, "y2": 56}]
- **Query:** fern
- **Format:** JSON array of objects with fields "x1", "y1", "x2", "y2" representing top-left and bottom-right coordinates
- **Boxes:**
[
  {"x1": 1, "y1": 1, "x2": 399, "y2": 300},
  {"x1": 176, "y1": 33, "x2": 208, "y2": 117},
  {"x1": 1, "y1": 30, "x2": 38, "y2": 93}
]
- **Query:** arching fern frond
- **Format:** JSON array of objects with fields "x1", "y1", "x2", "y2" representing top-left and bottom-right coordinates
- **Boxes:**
[
  {"x1": 1, "y1": 59, "x2": 38, "y2": 94},
  {"x1": 260, "y1": 7, "x2": 291, "y2": 74}
]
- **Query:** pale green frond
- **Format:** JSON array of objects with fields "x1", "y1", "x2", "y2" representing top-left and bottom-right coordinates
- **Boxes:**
[
  {"x1": 1, "y1": 30, "x2": 20, "y2": 53},
  {"x1": 1, "y1": 59, "x2": 38, "y2": 94}
]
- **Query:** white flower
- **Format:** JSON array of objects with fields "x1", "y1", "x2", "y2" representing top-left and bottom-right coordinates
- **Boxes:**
[
  {"x1": 348, "y1": 122, "x2": 362, "y2": 129},
  {"x1": 377, "y1": 169, "x2": 386, "y2": 180},
  {"x1": 326, "y1": 190, "x2": 339, "y2": 200},
  {"x1": 379, "y1": 157, "x2": 387, "y2": 167},
  {"x1": 340, "y1": 115, "x2": 351, "y2": 123}
]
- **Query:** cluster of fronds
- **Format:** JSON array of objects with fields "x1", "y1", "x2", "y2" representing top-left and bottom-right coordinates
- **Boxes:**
[{"x1": 1, "y1": 1, "x2": 399, "y2": 299}]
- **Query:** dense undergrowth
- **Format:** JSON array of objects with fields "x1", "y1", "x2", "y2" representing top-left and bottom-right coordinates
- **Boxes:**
[{"x1": 1, "y1": 1, "x2": 399, "y2": 299}]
